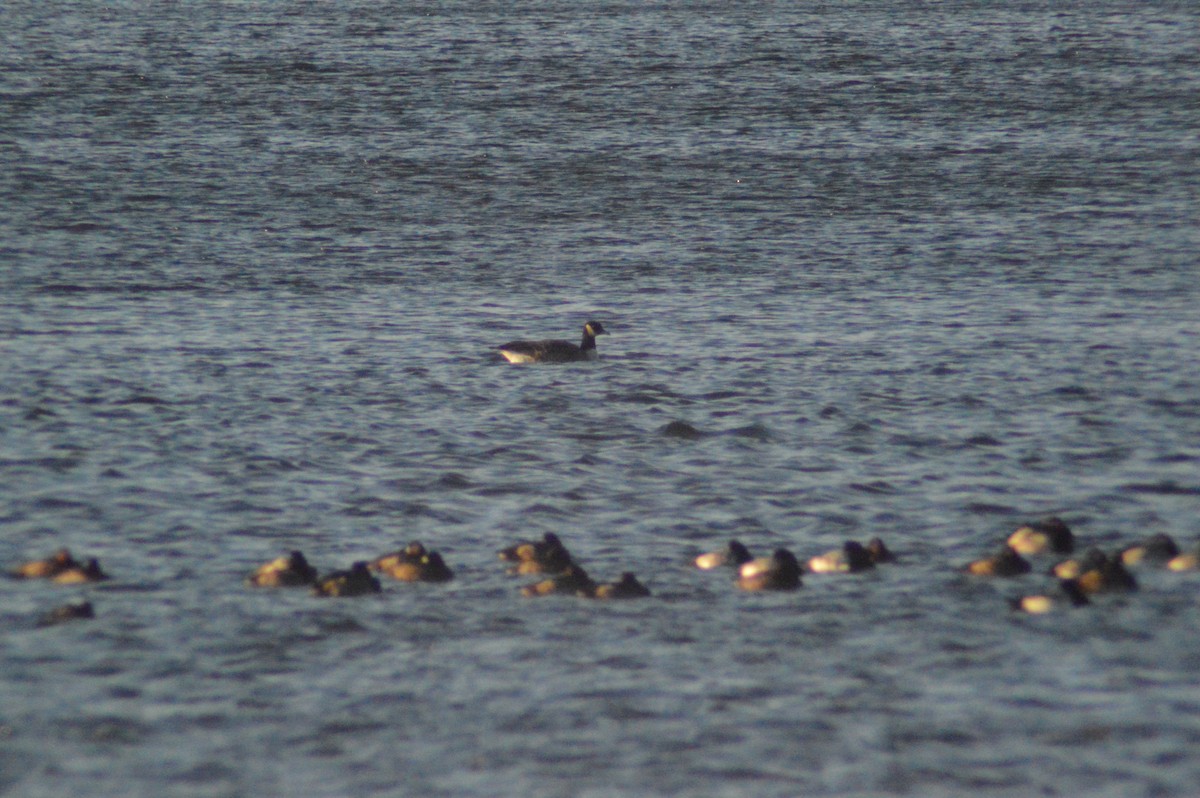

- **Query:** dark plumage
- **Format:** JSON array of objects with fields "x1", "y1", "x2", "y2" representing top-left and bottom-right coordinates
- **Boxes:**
[
  {"x1": 312, "y1": 562, "x2": 382, "y2": 597},
  {"x1": 592, "y1": 572, "x2": 651, "y2": 599},
  {"x1": 1167, "y1": 544, "x2": 1200, "y2": 572},
  {"x1": 498, "y1": 532, "x2": 574, "y2": 575},
  {"x1": 51, "y1": 558, "x2": 109, "y2": 584},
  {"x1": 37, "y1": 601, "x2": 96, "y2": 627},
  {"x1": 1007, "y1": 516, "x2": 1075, "y2": 555},
  {"x1": 808, "y1": 541, "x2": 875, "y2": 574},
  {"x1": 1010, "y1": 580, "x2": 1091, "y2": 614},
  {"x1": 12, "y1": 548, "x2": 79, "y2": 579},
  {"x1": 382, "y1": 551, "x2": 455, "y2": 583},
  {"x1": 497, "y1": 321, "x2": 607, "y2": 364},
  {"x1": 520, "y1": 563, "x2": 595, "y2": 597},
  {"x1": 736, "y1": 549, "x2": 802, "y2": 592},
  {"x1": 1120, "y1": 533, "x2": 1180, "y2": 566},
  {"x1": 865, "y1": 537, "x2": 897, "y2": 564},
  {"x1": 1049, "y1": 547, "x2": 1109, "y2": 580},
  {"x1": 694, "y1": 539, "x2": 753, "y2": 570},
  {"x1": 247, "y1": 550, "x2": 319, "y2": 587},
  {"x1": 1074, "y1": 556, "x2": 1138, "y2": 594},
  {"x1": 367, "y1": 541, "x2": 429, "y2": 573},
  {"x1": 964, "y1": 546, "x2": 1032, "y2": 577}
]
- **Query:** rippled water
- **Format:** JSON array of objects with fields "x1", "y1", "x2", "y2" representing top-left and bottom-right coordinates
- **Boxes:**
[{"x1": 3, "y1": 2, "x2": 1200, "y2": 796}]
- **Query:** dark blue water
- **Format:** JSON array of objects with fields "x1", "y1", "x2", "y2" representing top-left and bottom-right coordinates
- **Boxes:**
[{"x1": 2, "y1": 2, "x2": 1199, "y2": 796}]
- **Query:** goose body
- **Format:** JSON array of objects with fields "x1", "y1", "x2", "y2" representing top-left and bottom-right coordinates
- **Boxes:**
[
  {"x1": 382, "y1": 551, "x2": 454, "y2": 583},
  {"x1": 13, "y1": 548, "x2": 78, "y2": 579},
  {"x1": 497, "y1": 321, "x2": 607, "y2": 364},
  {"x1": 521, "y1": 563, "x2": 595, "y2": 597},
  {"x1": 964, "y1": 546, "x2": 1032, "y2": 577},
  {"x1": 38, "y1": 601, "x2": 96, "y2": 627},
  {"x1": 1168, "y1": 544, "x2": 1200, "y2": 572},
  {"x1": 368, "y1": 541, "x2": 429, "y2": 573},
  {"x1": 736, "y1": 549, "x2": 802, "y2": 591},
  {"x1": 808, "y1": 541, "x2": 875, "y2": 574},
  {"x1": 247, "y1": 550, "x2": 319, "y2": 587},
  {"x1": 1011, "y1": 580, "x2": 1091, "y2": 614},
  {"x1": 1049, "y1": 547, "x2": 1108, "y2": 580},
  {"x1": 592, "y1": 572, "x2": 651, "y2": 599},
  {"x1": 51, "y1": 558, "x2": 109, "y2": 584},
  {"x1": 694, "y1": 539, "x2": 753, "y2": 570},
  {"x1": 1120, "y1": 533, "x2": 1179, "y2": 566},
  {"x1": 864, "y1": 537, "x2": 896, "y2": 564},
  {"x1": 312, "y1": 562, "x2": 382, "y2": 597},
  {"x1": 498, "y1": 532, "x2": 574, "y2": 575},
  {"x1": 1074, "y1": 557, "x2": 1138, "y2": 594},
  {"x1": 1007, "y1": 517, "x2": 1075, "y2": 555}
]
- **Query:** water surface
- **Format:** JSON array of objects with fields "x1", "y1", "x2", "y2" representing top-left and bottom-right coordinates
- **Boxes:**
[{"x1": 2, "y1": 2, "x2": 1199, "y2": 796}]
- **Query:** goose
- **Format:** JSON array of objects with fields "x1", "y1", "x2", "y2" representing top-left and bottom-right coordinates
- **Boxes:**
[
  {"x1": 1010, "y1": 580, "x2": 1091, "y2": 614},
  {"x1": 12, "y1": 548, "x2": 78, "y2": 579},
  {"x1": 1120, "y1": 533, "x2": 1179, "y2": 566},
  {"x1": 865, "y1": 537, "x2": 896, "y2": 564},
  {"x1": 497, "y1": 532, "x2": 574, "y2": 575},
  {"x1": 808, "y1": 541, "x2": 875, "y2": 574},
  {"x1": 592, "y1": 572, "x2": 651, "y2": 599},
  {"x1": 497, "y1": 321, "x2": 607, "y2": 364},
  {"x1": 1007, "y1": 517, "x2": 1075, "y2": 555},
  {"x1": 51, "y1": 558, "x2": 109, "y2": 584},
  {"x1": 1167, "y1": 543, "x2": 1200, "y2": 572},
  {"x1": 312, "y1": 562, "x2": 382, "y2": 597},
  {"x1": 694, "y1": 539, "x2": 753, "y2": 570},
  {"x1": 736, "y1": 549, "x2": 802, "y2": 591},
  {"x1": 964, "y1": 546, "x2": 1032, "y2": 577},
  {"x1": 1049, "y1": 547, "x2": 1108, "y2": 580},
  {"x1": 520, "y1": 563, "x2": 595, "y2": 597},
  {"x1": 247, "y1": 550, "x2": 319, "y2": 587},
  {"x1": 1074, "y1": 556, "x2": 1138, "y2": 594},
  {"x1": 37, "y1": 601, "x2": 96, "y2": 627},
  {"x1": 368, "y1": 541, "x2": 429, "y2": 573},
  {"x1": 381, "y1": 551, "x2": 454, "y2": 583}
]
